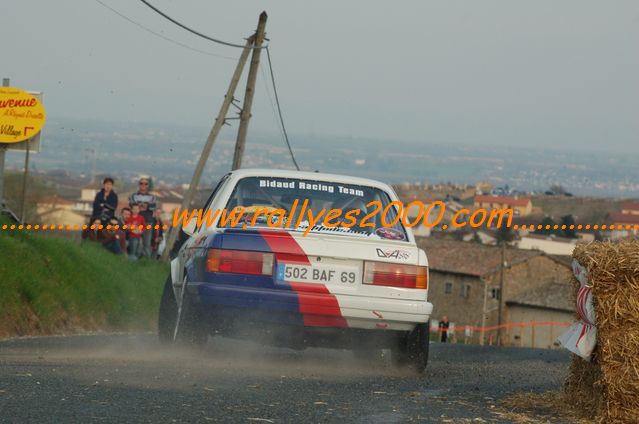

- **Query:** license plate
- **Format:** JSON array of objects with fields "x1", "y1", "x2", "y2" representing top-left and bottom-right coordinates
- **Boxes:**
[{"x1": 276, "y1": 263, "x2": 359, "y2": 286}]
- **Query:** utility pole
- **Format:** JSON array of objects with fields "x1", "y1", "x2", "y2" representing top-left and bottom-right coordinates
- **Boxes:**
[
  {"x1": 496, "y1": 241, "x2": 506, "y2": 346},
  {"x1": 231, "y1": 11, "x2": 268, "y2": 170},
  {"x1": 19, "y1": 133, "x2": 30, "y2": 223},
  {"x1": 0, "y1": 78, "x2": 9, "y2": 211},
  {"x1": 160, "y1": 34, "x2": 256, "y2": 261}
]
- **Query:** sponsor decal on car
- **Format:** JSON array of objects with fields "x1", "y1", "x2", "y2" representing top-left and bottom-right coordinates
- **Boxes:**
[
  {"x1": 376, "y1": 248, "x2": 411, "y2": 260},
  {"x1": 374, "y1": 227, "x2": 406, "y2": 240}
]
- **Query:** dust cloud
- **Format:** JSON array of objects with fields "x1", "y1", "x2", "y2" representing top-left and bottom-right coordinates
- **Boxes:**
[{"x1": 1, "y1": 333, "x2": 418, "y2": 391}]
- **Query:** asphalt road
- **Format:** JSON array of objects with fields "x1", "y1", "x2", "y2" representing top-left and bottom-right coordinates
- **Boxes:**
[{"x1": 0, "y1": 334, "x2": 570, "y2": 423}]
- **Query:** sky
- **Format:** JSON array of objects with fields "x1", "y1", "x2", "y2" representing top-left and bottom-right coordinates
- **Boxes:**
[{"x1": 2, "y1": 0, "x2": 638, "y2": 152}]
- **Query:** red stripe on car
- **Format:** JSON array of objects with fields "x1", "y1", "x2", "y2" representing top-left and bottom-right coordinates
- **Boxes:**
[{"x1": 258, "y1": 230, "x2": 348, "y2": 328}]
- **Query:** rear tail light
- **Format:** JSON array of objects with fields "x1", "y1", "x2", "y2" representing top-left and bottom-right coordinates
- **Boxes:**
[
  {"x1": 206, "y1": 249, "x2": 274, "y2": 276},
  {"x1": 363, "y1": 261, "x2": 428, "y2": 289}
]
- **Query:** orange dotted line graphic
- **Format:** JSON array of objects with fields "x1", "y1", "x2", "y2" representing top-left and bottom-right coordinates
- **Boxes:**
[
  {"x1": 1, "y1": 224, "x2": 638, "y2": 232},
  {"x1": 1, "y1": 224, "x2": 169, "y2": 231},
  {"x1": 510, "y1": 224, "x2": 639, "y2": 231}
]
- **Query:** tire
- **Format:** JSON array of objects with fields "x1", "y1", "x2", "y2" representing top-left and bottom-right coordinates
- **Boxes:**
[
  {"x1": 158, "y1": 276, "x2": 177, "y2": 345},
  {"x1": 391, "y1": 322, "x2": 430, "y2": 373},
  {"x1": 158, "y1": 274, "x2": 207, "y2": 347}
]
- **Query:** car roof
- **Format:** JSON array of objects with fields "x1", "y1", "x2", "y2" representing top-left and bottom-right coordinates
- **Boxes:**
[{"x1": 228, "y1": 168, "x2": 394, "y2": 192}]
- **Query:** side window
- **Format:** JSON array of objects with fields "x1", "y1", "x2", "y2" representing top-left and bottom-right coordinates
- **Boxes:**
[
  {"x1": 490, "y1": 287, "x2": 501, "y2": 300},
  {"x1": 195, "y1": 174, "x2": 231, "y2": 232},
  {"x1": 444, "y1": 281, "x2": 453, "y2": 294},
  {"x1": 460, "y1": 284, "x2": 471, "y2": 298}
]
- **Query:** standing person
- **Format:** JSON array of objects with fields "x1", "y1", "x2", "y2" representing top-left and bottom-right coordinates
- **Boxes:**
[
  {"x1": 439, "y1": 315, "x2": 450, "y2": 343},
  {"x1": 125, "y1": 204, "x2": 146, "y2": 260},
  {"x1": 92, "y1": 177, "x2": 118, "y2": 224},
  {"x1": 128, "y1": 177, "x2": 157, "y2": 257}
]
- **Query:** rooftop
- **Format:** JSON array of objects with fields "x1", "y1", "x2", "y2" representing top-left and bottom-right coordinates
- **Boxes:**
[
  {"x1": 621, "y1": 201, "x2": 639, "y2": 211},
  {"x1": 474, "y1": 195, "x2": 531, "y2": 207},
  {"x1": 506, "y1": 282, "x2": 574, "y2": 312},
  {"x1": 522, "y1": 233, "x2": 578, "y2": 244},
  {"x1": 417, "y1": 238, "x2": 541, "y2": 277},
  {"x1": 608, "y1": 212, "x2": 639, "y2": 225},
  {"x1": 37, "y1": 195, "x2": 74, "y2": 206}
]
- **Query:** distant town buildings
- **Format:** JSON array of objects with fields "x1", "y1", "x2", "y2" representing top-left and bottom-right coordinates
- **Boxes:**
[
  {"x1": 417, "y1": 237, "x2": 573, "y2": 348},
  {"x1": 607, "y1": 200, "x2": 639, "y2": 238},
  {"x1": 74, "y1": 182, "x2": 103, "y2": 218},
  {"x1": 517, "y1": 233, "x2": 577, "y2": 256},
  {"x1": 474, "y1": 194, "x2": 533, "y2": 217},
  {"x1": 37, "y1": 196, "x2": 85, "y2": 226},
  {"x1": 621, "y1": 201, "x2": 639, "y2": 215}
]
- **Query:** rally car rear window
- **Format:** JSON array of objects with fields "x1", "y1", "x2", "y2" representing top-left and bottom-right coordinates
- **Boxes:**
[{"x1": 222, "y1": 177, "x2": 409, "y2": 241}]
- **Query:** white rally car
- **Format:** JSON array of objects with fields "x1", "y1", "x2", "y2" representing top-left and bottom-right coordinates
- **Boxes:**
[{"x1": 158, "y1": 169, "x2": 433, "y2": 371}]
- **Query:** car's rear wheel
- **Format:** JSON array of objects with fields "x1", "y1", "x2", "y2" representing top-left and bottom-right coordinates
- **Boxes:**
[
  {"x1": 391, "y1": 322, "x2": 430, "y2": 373},
  {"x1": 158, "y1": 274, "x2": 207, "y2": 347}
]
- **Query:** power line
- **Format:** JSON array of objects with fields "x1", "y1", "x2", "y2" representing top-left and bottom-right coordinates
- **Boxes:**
[
  {"x1": 265, "y1": 47, "x2": 300, "y2": 171},
  {"x1": 139, "y1": 0, "x2": 268, "y2": 50},
  {"x1": 260, "y1": 63, "x2": 287, "y2": 147},
  {"x1": 260, "y1": 62, "x2": 300, "y2": 171},
  {"x1": 94, "y1": 0, "x2": 296, "y2": 169},
  {"x1": 92, "y1": 0, "x2": 236, "y2": 60}
]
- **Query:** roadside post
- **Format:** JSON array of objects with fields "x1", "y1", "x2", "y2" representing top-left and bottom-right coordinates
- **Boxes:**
[
  {"x1": 496, "y1": 242, "x2": 506, "y2": 345},
  {"x1": 0, "y1": 78, "x2": 9, "y2": 211}
]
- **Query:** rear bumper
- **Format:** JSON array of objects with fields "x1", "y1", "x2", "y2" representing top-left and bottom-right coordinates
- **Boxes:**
[{"x1": 188, "y1": 282, "x2": 433, "y2": 332}]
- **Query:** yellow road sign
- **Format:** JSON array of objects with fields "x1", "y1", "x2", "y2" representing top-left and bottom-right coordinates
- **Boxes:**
[{"x1": 0, "y1": 87, "x2": 46, "y2": 143}]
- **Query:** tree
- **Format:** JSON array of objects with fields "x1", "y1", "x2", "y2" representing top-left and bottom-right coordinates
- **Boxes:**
[
  {"x1": 3, "y1": 172, "x2": 49, "y2": 223},
  {"x1": 550, "y1": 184, "x2": 566, "y2": 195},
  {"x1": 535, "y1": 216, "x2": 556, "y2": 236},
  {"x1": 560, "y1": 215, "x2": 577, "y2": 238},
  {"x1": 495, "y1": 225, "x2": 515, "y2": 244}
]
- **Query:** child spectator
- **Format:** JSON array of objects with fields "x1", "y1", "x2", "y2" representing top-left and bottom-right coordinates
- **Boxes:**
[
  {"x1": 119, "y1": 207, "x2": 131, "y2": 223},
  {"x1": 81, "y1": 217, "x2": 124, "y2": 256},
  {"x1": 82, "y1": 217, "x2": 103, "y2": 242},
  {"x1": 125, "y1": 204, "x2": 146, "y2": 260},
  {"x1": 101, "y1": 218, "x2": 126, "y2": 255}
]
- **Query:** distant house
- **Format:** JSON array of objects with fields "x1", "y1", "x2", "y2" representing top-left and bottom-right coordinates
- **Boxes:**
[
  {"x1": 475, "y1": 181, "x2": 493, "y2": 195},
  {"x1": 37, "y1": 195, "x2": 75, "y2": 212},
  {"x1": 37, "y1": 195, "x2": 86, "y2": 226},
  {"x1": 506, "y1": 282, "x2": 574, "y2": 349},
  {"x1": 474, "y1": 195, "x2": 533, "y2": 217},
  {"x1": 74, "y1": 182, "x2": 102, "y2": 218},
  {"x1": 403, "y1": 199, "x2": 467, "y2": 238},
  {"x1": 417, "y1": 238, "x2": 572, "y2": 347},
  {"x1": 36, "y1": 195, "x2": 86, "y2": 229},
  {"x1": 38, "y1": 208, "x2": 87, "y2": 227},
  {"x1": 517, "y1": 233, "x2": 578, "y2": 255},
  {"x1": 621, "y1": 201, "x2": 639, "y2": 216},
  {"x1": 153, "y1": 189, "x2": 184, "y2": 221},
  {"x1": 607, "y1": 212, "x2": 639, "y2": 238}
]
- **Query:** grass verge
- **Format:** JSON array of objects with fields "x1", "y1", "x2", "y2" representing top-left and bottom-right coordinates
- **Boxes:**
[{"x1": 0, "y1": 221, "x2": 169, "y2": 338}]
